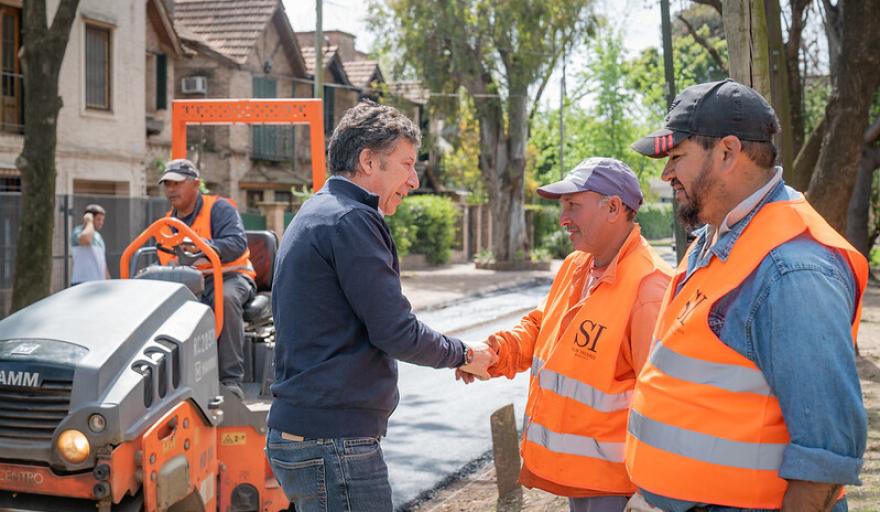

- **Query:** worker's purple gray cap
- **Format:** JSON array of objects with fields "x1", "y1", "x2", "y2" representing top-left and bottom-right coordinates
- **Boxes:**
[
  {"x1": 632, "y1": 79, "x2": 779, "y2": 158},
  {"x1": 159, "y1": 159, "x2": 200, "y2": 184},
  {"x1": 537, "y1": 157, "x2": 643, "y2": 212}
]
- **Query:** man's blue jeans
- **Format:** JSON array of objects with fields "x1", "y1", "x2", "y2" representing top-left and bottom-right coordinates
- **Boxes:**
[{"x1": 265, "y1": 428, "x2": 392, "y2": 512}]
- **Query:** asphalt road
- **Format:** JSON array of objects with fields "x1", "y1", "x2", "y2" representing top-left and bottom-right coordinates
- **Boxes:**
[{"x1": 384, "y1": 283, "x2": 550, "y2": 509}]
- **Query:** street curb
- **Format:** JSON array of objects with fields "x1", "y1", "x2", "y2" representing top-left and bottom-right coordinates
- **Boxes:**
[{"x1": 411, "y1": 276, "x2": 553, "y2": 315}]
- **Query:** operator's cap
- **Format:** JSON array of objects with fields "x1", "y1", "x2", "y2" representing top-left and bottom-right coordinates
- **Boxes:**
[
  {"x1": 537, "y1": 157, "x2": 643, "y2": 212},
  {"x1": 159, "y1": 159, "x2": 200, "y2": 184},
  {"x1": 631, "y1": 79, "x2": 779, "y2": 158}
]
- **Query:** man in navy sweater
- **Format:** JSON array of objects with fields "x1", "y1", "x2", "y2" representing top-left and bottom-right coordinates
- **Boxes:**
[{"x1": 267, "y1": 100, "x2": 496, "y2": 510}]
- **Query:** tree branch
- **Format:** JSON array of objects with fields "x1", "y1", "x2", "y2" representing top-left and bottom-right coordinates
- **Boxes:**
[
  {"x1": 22, "y1": 0, "x2": 48, "y2": 38},
  {"x1": 48, "y1": 0, "x2": 80, "y2": 72},
  {"x1": 528, "y1": 30, "x2": 575, "y2": 125},
  {"x1": 678, "y1": 13, "x2": 728, "y2": 73},
  {"x1": 784, "y1": 0, "x2": 810, "y2": 61},
  {"x1": 692, "y1": 0, "x2": 723, "y2": 16}
]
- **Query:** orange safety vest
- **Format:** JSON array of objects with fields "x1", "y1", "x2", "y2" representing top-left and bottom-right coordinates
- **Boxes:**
[
  {"x1": 625, "y1": 198, "x2": 868, "y2": 509},
  {"x1": 521, "y1": 230, "x2": 672, "y2": 493},
  {"x1": 157, "y1": 194, "x2": 256, "y2": 280}
]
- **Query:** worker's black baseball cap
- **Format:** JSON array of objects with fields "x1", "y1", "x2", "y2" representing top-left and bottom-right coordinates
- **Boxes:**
[
  {"x1": 632, "y1": 79, "x2": 779, "y2": 158},
  {"x1": 159, "y1": 159, "x2": 200, "y2": 184}
]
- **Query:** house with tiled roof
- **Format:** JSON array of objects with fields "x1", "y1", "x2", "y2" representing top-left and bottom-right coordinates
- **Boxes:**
[
  {"x1": 165, "y1": 0, "x2": 314, "y2": 209},
  {"x1": 297, "y1": 40, "x2": 360, "y2": 140}
]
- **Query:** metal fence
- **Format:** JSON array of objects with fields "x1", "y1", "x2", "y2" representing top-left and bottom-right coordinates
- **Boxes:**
[{"x1": 0, "y1": 193, "x2": 170, "y2": 317}]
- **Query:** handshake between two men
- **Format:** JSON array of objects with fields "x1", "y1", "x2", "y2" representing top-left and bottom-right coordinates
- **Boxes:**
[{"x1": 457, "y1": 335, "x2": 502, "y2": 384}]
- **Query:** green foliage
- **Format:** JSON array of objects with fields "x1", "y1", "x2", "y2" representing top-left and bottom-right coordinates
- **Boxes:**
[
  {"x1": 540, "y1": 229, "x2": 573, "y2": 259},
  {"x1": 369, "y1": 1, "x2": 595, "y2": 102},
  {"x1": 803, "y1": 78, "x2": 831, "y2": 135},
  {"x1": 636, "y1": 203, "x2": 674, "y2": 240},
  {"x1": 870, "y1": 246, "x2": 880, "y2": 268},
  {"x1": 625, "y1": 18, "x2": 728, "y2": 124},
  {"x1": 442, "y1": 91, "x2": 486, "y2": 203},
  {"x1": 291, "y1": 184, "x2": 314, "y2": 202},
  {"x1": 528, "y1": 202, "x2": 562, "y2": 246},
  {"x1": 386, "y1": 201, "x2": 415, "y2": 257},
  {"x1": 530, "y1": 247, "x2": 552, "y2": 262},
  {"x1": 529, "y1": 27, "x2": 667, "y2": 190},
  {"x1": 474, "y1": 249, "x2": 495, "y2": 265},
  {"x1": 386, "y1": 195, "x2": 461, "y2": 265}
]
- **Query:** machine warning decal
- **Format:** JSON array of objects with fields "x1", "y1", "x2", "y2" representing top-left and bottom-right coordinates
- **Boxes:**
[{"x1": 220, "y1": 432, "x2": 247, "y2": 446}]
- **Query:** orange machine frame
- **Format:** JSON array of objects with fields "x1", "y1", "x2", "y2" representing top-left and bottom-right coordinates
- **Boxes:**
[
  {"x1": 170, "y1": 98, "x2": 327, "y2": 191},
  {"x1": 120, "y1": 217, "x2": 225, "y2": 336}
]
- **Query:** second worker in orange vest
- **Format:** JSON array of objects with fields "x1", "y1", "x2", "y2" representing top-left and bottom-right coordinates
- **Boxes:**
[
  {"x1": 158, "y1": 159, "x2": 256, "y2": 400},
  {"x1": 456, "y1": 158, "x2": 672, "y2": 512},
  {"x1": 625, "y1": 80, "x2": 868, "y2": 512}
]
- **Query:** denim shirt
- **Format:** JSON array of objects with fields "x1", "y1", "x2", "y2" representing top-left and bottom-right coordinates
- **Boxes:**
[{"x1": 642, "y1": 182, "x2": 867, "y2": 512}]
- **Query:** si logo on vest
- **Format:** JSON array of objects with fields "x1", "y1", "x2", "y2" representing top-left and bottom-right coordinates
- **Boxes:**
[{"x1": 573, "y1": 319, "x2": 607, "y2": 360}]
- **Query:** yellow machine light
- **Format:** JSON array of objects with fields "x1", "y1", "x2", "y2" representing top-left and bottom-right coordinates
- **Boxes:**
[{"x1": 56, "y1": 429, "x2": 90, "y2": 464}]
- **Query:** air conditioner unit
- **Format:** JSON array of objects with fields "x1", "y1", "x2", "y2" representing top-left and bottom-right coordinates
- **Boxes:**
[{"x1": 181, "y1": 76, "x2": 207, "y2": 95}]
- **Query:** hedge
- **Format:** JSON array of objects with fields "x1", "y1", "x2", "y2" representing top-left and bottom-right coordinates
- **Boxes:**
[
  {"x1": 387, "y1": 195, "x2": 461, "y2": 265},
  {"x1": 636, "y1": 203, "x2": 673, "y2": 240}
]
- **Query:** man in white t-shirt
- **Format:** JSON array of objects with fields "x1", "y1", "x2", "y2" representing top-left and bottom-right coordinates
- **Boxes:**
[{"x1": 70, "y1": 204, "x2": 109, "y2": 285}]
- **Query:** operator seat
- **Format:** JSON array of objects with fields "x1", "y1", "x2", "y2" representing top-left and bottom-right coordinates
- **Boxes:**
[{"x1": 242, "y1": 230, "x2": 277, "y2": 324}]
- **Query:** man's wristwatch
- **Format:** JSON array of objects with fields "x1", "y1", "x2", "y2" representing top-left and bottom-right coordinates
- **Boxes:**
[{"x1": 460, "y1": 343, "x2": 474, "y2": 367}]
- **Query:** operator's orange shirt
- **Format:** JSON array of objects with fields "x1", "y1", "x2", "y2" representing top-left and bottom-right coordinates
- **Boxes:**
[{"x1": 488, "y1": 225, "x2": 671, "y2": 497}]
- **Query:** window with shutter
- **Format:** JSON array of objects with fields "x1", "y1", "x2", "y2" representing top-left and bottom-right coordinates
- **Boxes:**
[
  {"x1": 251, "y1": 77, "x2": 294, "y2": 161},
  {"x1": 85, "y1": 24, "x2": 111, "y2": 110},
  {"x1": 156, "y1": 53, "x2": 167, "y2": 110},
  {"x1": 323, "y1": 85, "x2": 335, "y2": 137}
]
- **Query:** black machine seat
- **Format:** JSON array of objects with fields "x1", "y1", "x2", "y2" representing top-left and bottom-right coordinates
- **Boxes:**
[
  {"x1": 246, "y1": 231, "x2": 278, "y2": 293},
  {"x1": 242, "y1": 230, "x2": 278, "y2": 325},
  {"x1": 243, "y1": 293, "x2": 271, "y2": 323}
]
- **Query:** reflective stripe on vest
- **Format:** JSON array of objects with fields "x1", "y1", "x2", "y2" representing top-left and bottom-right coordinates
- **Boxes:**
[
  {"x1": 531, "y1": 356, "x2": 633, "y2": 413},
  {"x1": 625, "y1": 198, "x2": 867, "y2": 509},
  {"x1": 524, "y1": 415, "x2": 625, "y2": 463},
  {"x1": 649, "y1": 342, "x2": 774, "y2": 396},
  {"x1": 628, "y1": 410, "x2": 785, "y2": 471}
]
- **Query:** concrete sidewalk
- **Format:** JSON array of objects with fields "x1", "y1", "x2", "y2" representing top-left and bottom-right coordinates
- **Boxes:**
[{"x1": 401, "y1": 261, "x2": 563, "y2": 313}]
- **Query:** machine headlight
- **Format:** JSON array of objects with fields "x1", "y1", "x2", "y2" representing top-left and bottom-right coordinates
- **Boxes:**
[
  {"x1": 88, "y1": 414, "x2": 106, "y2": 433},
  {"x1": 56, "y1": 429, "x2": 90, "y2": 464}
]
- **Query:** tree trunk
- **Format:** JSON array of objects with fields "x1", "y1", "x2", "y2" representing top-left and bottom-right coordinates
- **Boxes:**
[
  {"x1": 846, "y1": 145, "x2": 880, "y2": 257},
  {"x1": 764, "y1": 0, "x2": 794, "y2": 179},
  {"x1": 783, "y1": 0, "x2": 810, "y2": 156},
  {"x1": 791, "y1": 115, "x2": 825, "y2": 191},
  {"x1": 475, "y1": 92, "x2": 527, "y2": 263},
  {"x1": 806, "y1": 0, "x2": 880, "y2": 234},
  {"x1": 10, "y1": 0, "x2": 80, "y2": 312}
]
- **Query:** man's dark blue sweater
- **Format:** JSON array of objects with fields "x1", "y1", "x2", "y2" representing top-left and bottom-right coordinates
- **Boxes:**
[{"x1": 268, "y1": 177, "x2": 466, "y2": 438}]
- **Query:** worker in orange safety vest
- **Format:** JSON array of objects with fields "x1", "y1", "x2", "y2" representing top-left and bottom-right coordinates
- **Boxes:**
[
  {"x1": 158, "y1": 159, "x2": 256, "y2": 400},
  {"x1": 456, "y1": 157, "x2": 673, "y2": 512},
  {"x1": 624, "y1": 80, "x2": 868, "y2": 512}
]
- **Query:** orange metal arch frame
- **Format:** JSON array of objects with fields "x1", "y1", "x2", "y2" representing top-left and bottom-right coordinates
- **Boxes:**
[{"x1": 171, "y1": 98, "x2": 327, "y2": 191}]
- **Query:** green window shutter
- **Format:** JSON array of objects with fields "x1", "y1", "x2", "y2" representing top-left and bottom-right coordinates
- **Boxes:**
[
  {"x1": 323, "y1": 85, "x2": 335, "y2": 136},
  {"x1": 252, "y1": 77, "x2": 279, "y2": 160},
  {"x1": 156, "y1": 53, "x2": 167, "y2": 110}
]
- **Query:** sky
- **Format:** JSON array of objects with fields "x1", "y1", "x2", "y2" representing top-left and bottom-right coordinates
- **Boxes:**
[{"x1": 281, "y1": 0, "x2": 664, "y2": 108}]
